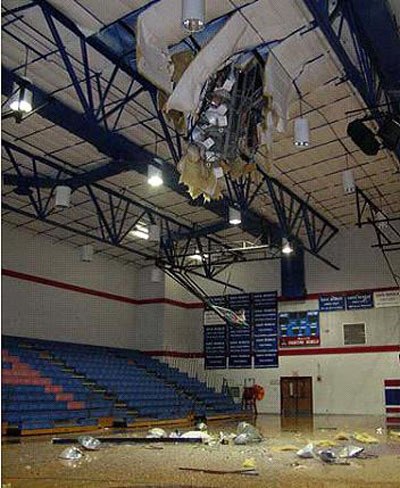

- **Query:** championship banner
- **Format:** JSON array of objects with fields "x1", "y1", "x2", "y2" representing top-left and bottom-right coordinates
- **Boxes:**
[
  {"x1": 346, "y1": 292, "x2": 374, "y2": 310},
  {"x1": 319, "y1": 295, "x2": 346, "y2": 312},
  {"x1": 374, "y1": 290, "x2": 400, "y2": 308},
  {"x1": 204, "y1": 324, "x2": 226, "y2": 369}
]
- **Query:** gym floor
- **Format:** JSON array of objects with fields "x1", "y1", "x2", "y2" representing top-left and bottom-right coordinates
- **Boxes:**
[{"x1": 2, "y1": 415, "x2": 400, "y2": 487}]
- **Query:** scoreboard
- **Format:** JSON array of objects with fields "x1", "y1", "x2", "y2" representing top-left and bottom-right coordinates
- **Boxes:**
[{"x1": 278, "y1": 310, "x2": 320, "y2": 347}]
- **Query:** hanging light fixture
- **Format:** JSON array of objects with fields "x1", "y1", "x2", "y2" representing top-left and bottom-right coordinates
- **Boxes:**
[
  {"x1": 130, "y1": 223, "x2": 150, "y2": 240},
  {"x1": 9, "y1": 79, "x2": 33, "y2": 114},
  {"x1": 342, "y1": 168, "x2": 355, "y2": 195},
  {"x1": 182, "y1": 0, "x2": 205, "y2": 33},
  {"x1": 294, "y1": 117, "x2": 310, "y2": 147},
  {"x1": 55, "y1": 185, "x2": 72, "y2": 208},
  {"x1": 189, "y1": 249, "x2": 209, "y2": 262},
  {"x1": 80, "y1": 244, "x2": 94, "y2": 262},
  {"x1": 282, "y1": 238, "x2": 294, "y2": 255},
  {"x1": 9, "y1": 48, "x2": 33, "y2": 116},
  {"x1": 229, "y1": 207, "x2": 241, "y2": 225},
  {"x1": 147, "y1": 165, "x2": 163, "y2": 187},
  {"x1": 294, "y1": 98, "x2": 309, "y2": 147}
]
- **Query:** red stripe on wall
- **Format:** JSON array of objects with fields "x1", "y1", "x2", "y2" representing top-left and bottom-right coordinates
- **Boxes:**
[
  {"x1": 384, "y1": 379, "x2": 400, "y2": 387},
  {"x1": 143, "y1": 344, "x2": 399, "y2": 359},
  {"x1": 278, "y1": 345, "x2": 399, "y2": 356},
  {"x1": 386, "y1": 417, "x2": 400, "y2": 424},
  {"x1": 145, "y1": 350, "x2": 204, "y2": 358},
  {"x1": 2, "y1": 268, "x2": 203, "y2": 310},
  {"x1": 386, "y1": 407, "x2": 400, "y2": 413},
  {"x1": 2, "y1": 268, "x2": 399, "y2": 311}
]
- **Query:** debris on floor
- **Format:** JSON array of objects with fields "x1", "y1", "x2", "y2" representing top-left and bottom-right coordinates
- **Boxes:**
[
  {"x1": 318, "y1": 449, "x2": 337, "y2": 464},
  {"x1": 297, "y1": 443, "x2": 315, "y2": 458},
  {"x1": 242, "y1": 458, "x2": 256, "y2": 468},
  {"x1": 271, "y1": 445, "x2": 298, "y2": 452},
  {"x1": 338, "y1": 445, "x2": 364, "y2": 458},
  {"x1": 147, "y1": 428, "x2": 167, "y2": 438},
  {"x1": 195, "y1": 421, "x2": 208, "y2": 431},
  {"x1": 352, "y1": 432, "x2": 379, "y2": 443},
  {"x1": 315, "y1": 439, "x2": 337, "y2": 447},
  {"x1": 58, "y1": 447, "x2": 84, "y2": 460},
  {"x1": 334, "y1": 432, "x2": 351, "y2": 441},
  {"x1": 375, "y1": 427, "x2": 384, "y2": 435},
  {"x1": 179, "y1": 467, "x2": 259, "y2": 476},
  {"x1": 77, "y1": 436, "x2": 101, "y2": 450},
  {"x1": 234, "y1": 422, "x2": 263, "y2": 445}
]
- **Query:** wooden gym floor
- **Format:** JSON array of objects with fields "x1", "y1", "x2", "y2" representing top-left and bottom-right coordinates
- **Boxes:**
[{"x1": 2, "y1": 414, "x2": 400, "y2": 487}]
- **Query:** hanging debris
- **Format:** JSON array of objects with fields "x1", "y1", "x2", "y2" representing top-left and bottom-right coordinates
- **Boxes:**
[{"x1": 176, "y1": 52, "x2": 269, "y2": 200}]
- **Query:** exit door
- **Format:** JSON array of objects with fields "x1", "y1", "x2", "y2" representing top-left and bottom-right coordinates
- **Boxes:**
[{"x1": 280, "y1": 377, "x2": 313, "y2": 416}]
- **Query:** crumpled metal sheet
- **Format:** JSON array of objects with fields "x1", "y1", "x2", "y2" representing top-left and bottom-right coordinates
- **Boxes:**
[
  {"x1": 78, "y1": 436, "x2": 101, "y2": 451},
  {"x1": 58, "y1": 447, "x2": 83, "y2": 460}
]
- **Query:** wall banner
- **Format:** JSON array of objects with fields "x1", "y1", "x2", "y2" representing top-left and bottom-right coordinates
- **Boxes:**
[
  {"x1": 319, "y1": 295, "x2": 346, "y2": 312},
  {"x1": 204, "y1": 324, "x2": 226, "y2": 369},
  {"x1": 374, "y1": 290, "x2": 400, "y2": 308},
  {"x1": 346, "y1": 292, "x2": 374, "y2": 310}
]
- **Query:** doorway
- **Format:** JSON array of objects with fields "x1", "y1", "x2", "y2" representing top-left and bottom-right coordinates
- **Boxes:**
[{"x1": 280, "y1": 377, "x2": 313, "y2": 416}]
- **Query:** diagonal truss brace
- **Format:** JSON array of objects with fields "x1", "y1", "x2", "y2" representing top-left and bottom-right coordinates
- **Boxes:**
[{"x1": 355, "y1": 186, "x2": 400, "y2": 286}]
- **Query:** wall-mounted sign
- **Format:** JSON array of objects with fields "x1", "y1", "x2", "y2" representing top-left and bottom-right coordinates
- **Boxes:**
[
  {"x1": 346, "y1": 292, "x2": 374, "y2": 310},
  {"x1": 279, "y1": 310, "x2": 320, "y2": 347},
  {"x1": 374, "y1": 290, "x2": 400, "y2": 308},
  {"x1": 228, "y1": 315, "x2": 252, "y2": 368},
  {"x1": 204, "y1": 324, "x2": 226, "y2": 369},
  {"x1": 319, "y1": 295, "x2": 346, "y2": 312}
]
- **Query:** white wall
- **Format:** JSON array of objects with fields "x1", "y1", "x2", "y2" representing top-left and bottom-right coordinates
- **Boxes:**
[{"x1": 2, "y1": 225, "x2": 139, "y2": 348}]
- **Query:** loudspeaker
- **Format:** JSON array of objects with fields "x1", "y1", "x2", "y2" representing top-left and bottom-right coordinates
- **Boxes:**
[
  {"x1": 347, "y1": 120, "x2": 380, "y2": 156},
  {"x1": 281, "y1": 246, "x2": 306, "y2": 299}
]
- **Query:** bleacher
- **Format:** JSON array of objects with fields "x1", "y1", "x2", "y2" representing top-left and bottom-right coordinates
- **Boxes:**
[{"x1": 2, "y1": 335, "x2": 242, "y2": 433}]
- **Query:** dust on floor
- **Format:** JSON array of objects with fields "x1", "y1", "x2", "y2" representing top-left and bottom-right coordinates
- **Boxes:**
[{"x1": 2, "y1": 415, "x2": 400, "y2": 488}]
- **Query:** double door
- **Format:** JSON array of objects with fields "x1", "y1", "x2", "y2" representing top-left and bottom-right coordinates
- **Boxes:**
[{"x1": 280, "y1": 376, "x2": 313, "y2": 416}]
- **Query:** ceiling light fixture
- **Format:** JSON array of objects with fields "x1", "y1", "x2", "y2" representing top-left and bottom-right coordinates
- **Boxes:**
[
  {"x1": 147, "y1": 164, "x2": 163, "y2": 187},
  {"x1": 342, "y1": 168, "x2": 355, "y2": 195},
  {"x1": 282, "y1": 238, "x2": 294, "y2": 255},
  {"x1": 130, "y1": 223, "x2": 150, "y2": 240},
  {"x1": 182, "y1": 0, "x2": 205, "y2": 33},
  {"x1": 294, "y1": 117, "x2": 310, "y2": 147},
  {"x1": 9, "y1": 78, "x2": 33, "y2": 114},
  {"x1": 55, "y1": 185, "x2": 71, "y2": 208},
  {"x1": 189, "y1": 249, "x2": 209, "y2": 262},
  {"x1": 229, "y1": 206, "x2": 241, "y2": 225}
]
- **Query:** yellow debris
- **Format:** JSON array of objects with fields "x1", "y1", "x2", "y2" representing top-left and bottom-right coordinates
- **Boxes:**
[
  {"x1": 334, "y1": 432, "x2": 350, "y2": 441},
  {"x1": 271, "y1": 445, "x2": 298, "y2": 452},
  {"x1": 315, "y1": 439, "x2": 337, "y2": 447},
  {"x1": 242, "y1": 458, "x2": 256, "y2": 469},
  {"x1": 389, "y1": 430, "x2": 400, "y2": 439},
  {"x1": 352, "y1": 432, "x2": 379, "y2": 444}
]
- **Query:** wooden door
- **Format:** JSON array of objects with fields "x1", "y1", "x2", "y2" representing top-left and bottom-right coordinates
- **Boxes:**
[{"x1": 280, "y1": 377, "x2": 313, "y2": 416}]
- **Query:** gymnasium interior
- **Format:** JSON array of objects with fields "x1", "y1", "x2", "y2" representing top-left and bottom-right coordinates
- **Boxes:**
[{"x1": 1, "y1": 1, "x2": 400, "y2": 487}]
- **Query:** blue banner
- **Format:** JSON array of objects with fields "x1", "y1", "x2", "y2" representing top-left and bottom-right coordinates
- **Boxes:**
[
  {"x1": 346, "y1": 292, "x2": 374, "y2": 310},
  {"x1": 205, "y1": 291, "x2": 278, "y2": 369},
  {"x1": 204, "y1": 325, "x2": 226, "y2": 369},
  {"x1": 319, "y1": 295, "x2": 346, "y2": 312},
  {"x1": 253, "y1": 291, "x2": 278, "y2": 309},
  {"x1": 226, "y1": 293, "x2": 251, "y2": 310},
  {"x1": 228, "y1": 310, "x2": 252, "y2": 368},
  {"x1": 254, "y1": 352, "x2": 279, "y2": 368}
]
